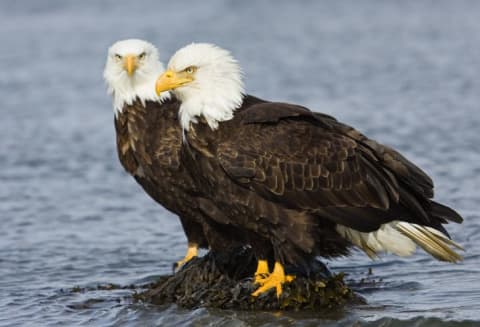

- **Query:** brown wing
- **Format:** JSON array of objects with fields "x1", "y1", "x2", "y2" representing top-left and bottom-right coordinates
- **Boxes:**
[
  {"x1": 313, "y1": 112, "x2": 435, "y2": 199},
  {"x1": 217, "y1": 102, "x2": 458, "y2": 232},
  {"x1": 310, "y1": 112, "x2": 461, "y2": 225}
]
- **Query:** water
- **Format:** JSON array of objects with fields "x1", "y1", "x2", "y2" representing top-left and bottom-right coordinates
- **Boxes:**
[{"x1": 0, "y1": 0, "x2": 479, "y2": 326}]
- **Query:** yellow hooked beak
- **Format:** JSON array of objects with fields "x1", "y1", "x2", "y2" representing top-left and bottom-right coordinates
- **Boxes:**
[
  {"x1": 123, "y1": 54, "x2": 138, "y2": 76},
  {"x1": 155, "y1": 70, "x2": 193, "y2": 95}
]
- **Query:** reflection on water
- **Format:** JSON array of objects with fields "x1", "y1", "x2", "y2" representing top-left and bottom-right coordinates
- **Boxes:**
[{"x1": 0, "y1": 0, "x2": 479, "y2": 326}]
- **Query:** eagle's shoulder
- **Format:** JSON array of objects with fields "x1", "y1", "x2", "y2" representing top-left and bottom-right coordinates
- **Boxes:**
[{"x1": 235, "y1": 97, "x2": 337, "y2": 128}]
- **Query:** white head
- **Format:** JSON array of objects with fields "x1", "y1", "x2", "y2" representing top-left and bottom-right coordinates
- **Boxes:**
[
  {"x1": 103, "y1": 39, "x2": 169, "y2": 115},
  {"x1": 155, "y1": 43, "x2": 244, "y2": 131}
]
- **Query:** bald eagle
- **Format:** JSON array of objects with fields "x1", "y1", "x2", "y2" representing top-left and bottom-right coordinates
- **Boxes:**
[
  {"x1": 155, "y1": 43, "x2": 464, "y2": 297},
  {"x1": 103, "y1": 39, "x2": 244, "y2": 270}
]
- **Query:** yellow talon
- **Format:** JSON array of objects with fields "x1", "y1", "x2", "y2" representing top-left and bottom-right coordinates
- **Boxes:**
[
  {"x1": 175, "y1": 243, "x2": 198, "y2": 271},
  {"x1": 254, "y1": 260, "x2": 270, "y2": 284},
  {"x1": 252, "y1": 261, "x2": 295, "y2": 298}
]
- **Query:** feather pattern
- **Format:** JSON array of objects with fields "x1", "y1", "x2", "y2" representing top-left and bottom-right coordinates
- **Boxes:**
[{"x1": 184, "y1": 95, "x2": 464, "y2": 266}]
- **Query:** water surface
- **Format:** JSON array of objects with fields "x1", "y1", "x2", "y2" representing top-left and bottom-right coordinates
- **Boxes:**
[{"x1": 1, "y1": 1, "x2": 479, "y2": 326}]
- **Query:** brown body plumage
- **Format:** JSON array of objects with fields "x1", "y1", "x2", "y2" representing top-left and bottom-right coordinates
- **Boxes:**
[
  {"x1": 115, "y1": 98, "x2": 207, "y2": 248},
  {"x1": 183, "y1": 95, "x2": 463, "y2": 271},
  {"x1": 114, "y1": 98, "x2": 246, "y2": 260}
]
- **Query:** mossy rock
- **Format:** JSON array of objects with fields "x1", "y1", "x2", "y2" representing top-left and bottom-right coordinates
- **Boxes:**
[{"x1": 135, "y1": 248, "x2": 363, "y2": 311}]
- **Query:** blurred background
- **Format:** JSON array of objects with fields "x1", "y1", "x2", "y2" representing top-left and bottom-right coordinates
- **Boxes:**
[{"x1": 0, "y1": 0, "x2": 479, "y2": 326}]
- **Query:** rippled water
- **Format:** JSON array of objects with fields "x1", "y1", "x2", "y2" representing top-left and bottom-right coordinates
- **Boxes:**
[{"x1": 1, "y1": 1, "x2": 479, "y2": 326}]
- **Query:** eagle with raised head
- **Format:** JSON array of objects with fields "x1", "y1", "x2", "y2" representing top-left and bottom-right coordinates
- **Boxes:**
[
  {"x1": 155, "y1": 43, "x2": 464, "y2": 297},
  {"x1": 103, "y1": 39, "x2": 244, "y2": 270}
]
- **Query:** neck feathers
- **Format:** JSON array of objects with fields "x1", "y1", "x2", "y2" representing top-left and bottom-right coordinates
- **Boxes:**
[
  {"x1": 177, "y1": 85, "x2": 244, "y2": 131},
  {"x1": 106, "y1": 62, "x2": 169, "y2": 116}
]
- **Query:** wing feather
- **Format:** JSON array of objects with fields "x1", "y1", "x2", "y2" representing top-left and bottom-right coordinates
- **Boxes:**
[{"x1": 215, "y1": 101, "x2": 454, "y2": 233}]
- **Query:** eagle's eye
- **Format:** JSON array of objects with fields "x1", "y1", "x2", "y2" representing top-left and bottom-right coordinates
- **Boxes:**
[
  {"x1": 138, "y1": 52, "x2": 146, "y2": 60},
  {"x1": 114, "y1": 54, "x2": 122, "y2": 60},
  {"x1": 185, "y1": 66, "x2": 196, "y2": 74}
]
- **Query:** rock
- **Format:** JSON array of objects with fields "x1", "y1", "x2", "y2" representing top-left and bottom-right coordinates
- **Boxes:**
[{"x1": 135, "y1": 247, "x2": 363, "y2": 311}]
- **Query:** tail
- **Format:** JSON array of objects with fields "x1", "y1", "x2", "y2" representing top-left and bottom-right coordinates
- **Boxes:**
[
  {"x1": 337, "y1": 220, "x2": 464, "y2": 263},
  {"x1": 395, "y1": 222, "x2": 463, "y2": 263},
  {"x1": 394, "y1": 201, "x2": 464, "y2": 262},
  {"x1": 430, "y1": 201, "x2": 464, "y2": 224}
]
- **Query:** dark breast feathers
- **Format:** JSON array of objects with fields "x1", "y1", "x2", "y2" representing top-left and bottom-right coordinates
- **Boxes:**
[
  {"x1": 185, "y1": 95, "x2": 463, "y2": 266},
  {"x1": 114, "y1": 98, "x2": 208, "y2": 248},
  {"x1": 114, "y1": 98, "x2": 247, "y2": 252}
]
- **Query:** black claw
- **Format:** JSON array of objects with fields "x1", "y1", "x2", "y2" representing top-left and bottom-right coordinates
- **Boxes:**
[{"x1": 172, "y1": 262, "x2": 179, "y2": 273}]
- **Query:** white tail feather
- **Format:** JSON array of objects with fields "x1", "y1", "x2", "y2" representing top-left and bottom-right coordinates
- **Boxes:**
[
  {"x1": 396, "y1": 222, "x2": 463, "y2": 262},
  {"x1": 336, "y1": 221, "x2": 463, "y2": 262}
]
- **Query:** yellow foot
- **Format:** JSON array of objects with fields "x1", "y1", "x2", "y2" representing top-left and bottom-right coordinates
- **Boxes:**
[
  {"x1": 254, "y1": 260, "x2": 270, "y2": 284},
  {"x1": 252, "y1": 261, "x2": 295, "y2": 298},
  {"x1": 174, "y1": 243, "x2": 198, "y2": 271}
]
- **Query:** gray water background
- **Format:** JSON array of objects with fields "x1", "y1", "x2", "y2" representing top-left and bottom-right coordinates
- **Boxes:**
[{"x1": 0, "y1": 0, "x2": 479, "y2": 326}]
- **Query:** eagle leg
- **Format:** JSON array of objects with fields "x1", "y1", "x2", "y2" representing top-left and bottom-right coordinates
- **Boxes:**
[
  {"x1": 252, "y1": 261, "x2": 295, "y2": 298},
  {"x1": 174, "y1": 243, "x2": 198, "y2": 272},
  {"x1": 253, "y1": 259, "x2": 270, "y2": 284}
]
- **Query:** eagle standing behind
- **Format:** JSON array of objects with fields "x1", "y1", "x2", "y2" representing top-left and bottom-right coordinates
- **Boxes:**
[
  {"x1": 155, "y1": 43, "x2": 464, "y2": 297},
  {"x1": 103, "y1": 40, "x2": 244, "y2": 270}
]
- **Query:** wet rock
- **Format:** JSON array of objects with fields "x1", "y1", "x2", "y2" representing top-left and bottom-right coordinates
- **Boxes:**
[{"x1": 135, "y1": 248, "x2": 363, "y2": 311}]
